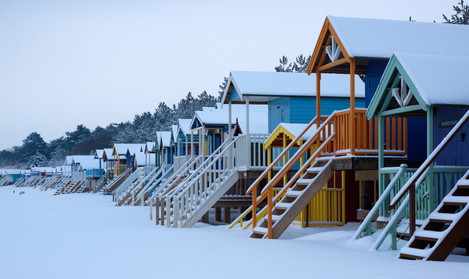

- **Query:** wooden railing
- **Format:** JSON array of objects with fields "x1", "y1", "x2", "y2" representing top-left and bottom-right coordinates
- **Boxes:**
[
  {"x1": 334, "y1": 109, "x2": 406, "y2": 156},
  {"x1": 245, "y1": 115, "x2": 328, "y2": 228},
  {"x1": 390, "y1": 110, "x2": 469, "y2": 237}
]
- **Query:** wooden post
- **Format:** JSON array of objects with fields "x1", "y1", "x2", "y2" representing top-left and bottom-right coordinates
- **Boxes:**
[
  {"x1": 191, "y1": 130, "x2": 194, "y2": 158},
  {"x1": 316, "y1": 71, "x2": 321, "y2": 128},
  {"x1": 215, "y1": 207, "x2": 222, "y2": 222},
  {"x1": 350, "y1": 58, "x2": 356, "y2": 155},
  {"x1": 246, "y1": 98, "x2": 250, "y2": 168},
  {"x1": 224, "y1": 207, "x2": 231, "y2": 223},
  {"x1": 378, "y1": 115, "x2": 384, "y2": 216},
  {"x1": 409, "y1": 185, "x2": 416, "y2": 236},
  {"x1": 155, "y1": 197, "x2": 160, "y2": 225},
  {"x1": 252, "y1": 185, "x2": 257, "y2": 228},
  {"x1": 229, "y1": 101, "x2": 232, "y2": 138},
  {"x1": 267, "y1": 185, "x2": 273, "y2": 239}
]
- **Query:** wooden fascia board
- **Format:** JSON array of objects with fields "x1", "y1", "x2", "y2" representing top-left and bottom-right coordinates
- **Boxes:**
[
  {"x1": 307, "y1": 18, "x2": 330, "y2": 75},
  {"x1": 317, "y1": 58, "x2": 348, "y2": 72},
  {"x1": 393, "y1": 59, "x2": 429, "y2": 111},
  {"x1": 308, "y1": 19, "x2": 351, "y2": 74},
  {"x1": 263, "y1": 127, "x2": 302, "y2": 151},
  {"x1": 379, "y1": 105, "x2": 423, "y2": 117}
]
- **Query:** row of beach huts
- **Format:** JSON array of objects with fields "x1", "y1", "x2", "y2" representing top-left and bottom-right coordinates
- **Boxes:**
[{"x1": 3, "y1": 16, "x2": 469, "y2": 261}]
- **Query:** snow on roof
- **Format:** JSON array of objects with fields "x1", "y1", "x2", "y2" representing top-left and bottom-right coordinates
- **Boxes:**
[
  {"x1": 94, "y1": 149, "x2": 104, "y2": 159},
  {"x1": 0, "y1": 169, "x2": 27, "y2": 175},
  {"x1": 70, "y1": 155, "x2": 100, "y2": 170},
  {"x1": 278, "y1": 123, "x2": 320, "y2": 141},
  {"x1": 193, "y1": 104, "x2": 268, "y2": 134},
  {"x1": 327, "y1": 16, "x2": 469, "y2": 59},
  {"x1": 113, "y1": 143, "x2": 145, "y2": 156},
  {"x1": 103, "y1": 148, "x2": 113, "y2": 160},
  {"x1": 159, "y1": 131, "x2": 172, "y2": 148},
  {"x1": 171, "y1": 125, "x2": 178, "y2": 142},
  {"x1": 178, "y1": 119, "x2": 192, "y2": 135},
  {"x1": 222, "y1": 71, "x2": 364, "y2": 103},
  {"x1": 145, "y1": 142, "x2": 155, "y2": 153},
  {"x1": 31, "y1": 167, "x2": 56, "y2": 173},
  {"x1": 64, "y1": 156, "x2": 74, "y2": 165},
  {"x1": 393, "y1": 52, "x2": 469, "y2": 106},
  {"x1": 127, "y1": 144, "x2": 145, "y2": 156}
]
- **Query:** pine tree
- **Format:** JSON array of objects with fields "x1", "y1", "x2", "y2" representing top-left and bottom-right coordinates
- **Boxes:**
[
  {"x1": 26, "y1": 152, "x2": 48, "y2": 169},
  {"x1": 275, "y1": 54, "x2": 311, "y2": 73},
  {"x1": 443, "y1": 1, "x2": 469, "y2": 24},
  {"x1": 218, "y1": 77, "x2": 229, "y2": 101}
]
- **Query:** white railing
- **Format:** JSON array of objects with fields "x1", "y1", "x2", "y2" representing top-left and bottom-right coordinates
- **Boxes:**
[
  {"x1": 164, "y1": 136, "x2": 241, "y2": 228},
  {"x1": 149, "y1": 156, "x2": 204, "y2": 204},
  {"x1": 249, "y1": 134, "x2": 269, "y2": 168},
  {"x1": 173, "y1": 156, "x2": 190, "y2": 172},
  {"x1": 127, "y1": 166, "x2": 159, "y2": 204}
]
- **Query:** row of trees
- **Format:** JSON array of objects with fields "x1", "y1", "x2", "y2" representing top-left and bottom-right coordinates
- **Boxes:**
[{"x1": 0, "y1": 91, "x2": 218, "y2": 169}]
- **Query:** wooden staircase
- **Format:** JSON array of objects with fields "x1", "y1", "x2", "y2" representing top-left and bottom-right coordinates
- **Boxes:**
[
  {"x1": 399, "y1": 170, "x2": 469, "y2": 261},
  {"x1": 100, "y1": 168, "x2": 131, "y2": 194},
  {"x1": 158, "y1": 137, "x2": 241, "y2": 228},
  {"x1": 251, "y1": 160, "x2": 333, "y2": 239}
]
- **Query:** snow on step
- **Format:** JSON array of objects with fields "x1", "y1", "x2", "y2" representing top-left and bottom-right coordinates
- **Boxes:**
[
  {"x1": 457, "y1": 179, "x2": 469, "y2": 186},
  {"x1": 443, "y1": 196, "x2": 469, "y2": 204},
  {"x1": 296, "y1": 179, "x2": 313, "y2": 185},
  {"x1": 286, "y1": 190, "x2": 303, "y2": 197},
  {"x1": 415, "y1": 230, "x2": 445, "y2": 240},
  {"x1": 400, "y1": 247, "x2": 431, "y2": 259},
  {"x1": 275, "y1": 202, "x2": 292, "y2": 209},
  {"x1": 429, "y1": 212, "x2": 458, "y2": 222},
  {"x1": 271, "y1": 214, "x2": 282, "y2": 221},
  {"x1": 253, "y1": 226, "x2": 268, "y2": 235},
  {"x1": 307, "y1": 167, "x2": 323, "y2": 173}
]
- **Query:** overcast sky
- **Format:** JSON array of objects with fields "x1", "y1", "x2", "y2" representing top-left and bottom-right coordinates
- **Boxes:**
[{"x1": 0, "y1": 0, "x2": 454, "y2": 150}]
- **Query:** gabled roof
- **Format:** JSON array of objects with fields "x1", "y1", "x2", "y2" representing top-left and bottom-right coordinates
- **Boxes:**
[
  {"x1": 178, "y1": 119, "x2": 192, "y2": 136},
  {"x1": 221, "y1": 71, "x2": 364, "y2": 104},
  {"x1": 264, "y1": 123, "x2": 320, "y2": 149},
  {"x1": 144, "y1": 142, "x2": 155, "y2": 153},
  {"x1": 69, "y1": 155, "x2": 100, "y2": 170},
  {"x1": 367, "y1": 52, "x2": 469, "y2": 119},
  {"x1": 94, "y1": 149, "x2": 104, "y2": 160},
  {"x1": 103, "y1": 148, "x2": 114, "y2": 161},
  {"x1": 308, "y1": 16, "x2": 469, "y2": 74},
  {"x1": 171, "y1": 125, "x2": 178, "y2": 143},
  {"x1": 190, "y1": 104, "x2": 269, "y2": 134},
  {"x1": 112, "y1": 143, "x2": 145, "y2": 156},
  {"x1": 159, "y1": 131, "x2": 172, "y2": 148}
]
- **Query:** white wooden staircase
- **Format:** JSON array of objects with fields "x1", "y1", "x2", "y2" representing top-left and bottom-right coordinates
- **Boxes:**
[{"x1": 159, "y1": 136, "x2": 241, "y2": 228}]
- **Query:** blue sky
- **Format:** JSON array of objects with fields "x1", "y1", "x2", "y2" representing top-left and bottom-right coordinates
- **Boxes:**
[{"x1": 0, "y1": 0, "x2": 454, "y2": 150}]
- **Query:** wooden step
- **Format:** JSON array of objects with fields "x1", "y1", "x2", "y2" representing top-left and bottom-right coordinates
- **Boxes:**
[
  {"x1": 296, "y1": 179, "x2": 313, "y2": 186},
  {"x1": 285, "y1": 190, "x2": 303, "y2": 198},
  {"x1": 275, "y1": 202, "x2": 292, "y2": 210},
  {"x1": 307, "y1": 167, "x2": 323, "y2": 174}
]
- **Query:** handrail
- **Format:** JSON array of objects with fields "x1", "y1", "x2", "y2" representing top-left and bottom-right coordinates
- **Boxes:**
[
  {"x1": 170, "y1": 136, "x2": 238, "y2": 198},
  {"x1": 351, "y1": 164, "x2": 407, "y2": 240},
  {"x1": 250, "y1": 113, "x2": 334, "y2": 229},
  {"x1": 389, "y1": 109, "x2": 469, "y2": 235},
  {"x1": 168, "y1": 136, "x2": 239, "y2": 228},
  {"x1": 165, "y1": 137, "x2": 236, "y2": 197},
  {"x1": 246, "y1": 115, "x2": 326, "y2": 195}
]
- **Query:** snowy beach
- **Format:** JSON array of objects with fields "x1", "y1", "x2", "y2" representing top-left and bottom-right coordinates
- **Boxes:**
[{"x1": 0, "y1": 186, "x2": 467, "y2": 279}]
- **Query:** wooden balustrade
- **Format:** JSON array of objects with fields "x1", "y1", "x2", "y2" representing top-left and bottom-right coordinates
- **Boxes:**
[{"x1": 334, "y1": 109, "x2": 406, "y2": 156}]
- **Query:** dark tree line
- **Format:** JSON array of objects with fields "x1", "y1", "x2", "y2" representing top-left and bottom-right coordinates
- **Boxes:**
[{"x1": 0, "y1": 91, "x2": 218, "y2": 168}]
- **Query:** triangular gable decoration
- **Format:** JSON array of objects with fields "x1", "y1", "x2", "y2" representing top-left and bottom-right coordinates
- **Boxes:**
[
  {"x1": 392, "y1": 76, "x2": 413, "y2": 108},
  {"x1": 325, "y1": 36, "x2": 341, "y2": 62}
]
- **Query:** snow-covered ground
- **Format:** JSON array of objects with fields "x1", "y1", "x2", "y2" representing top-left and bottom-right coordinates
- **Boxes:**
[{"x1": 0, "y1": 186, "x2": 468, "y2": 279}]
